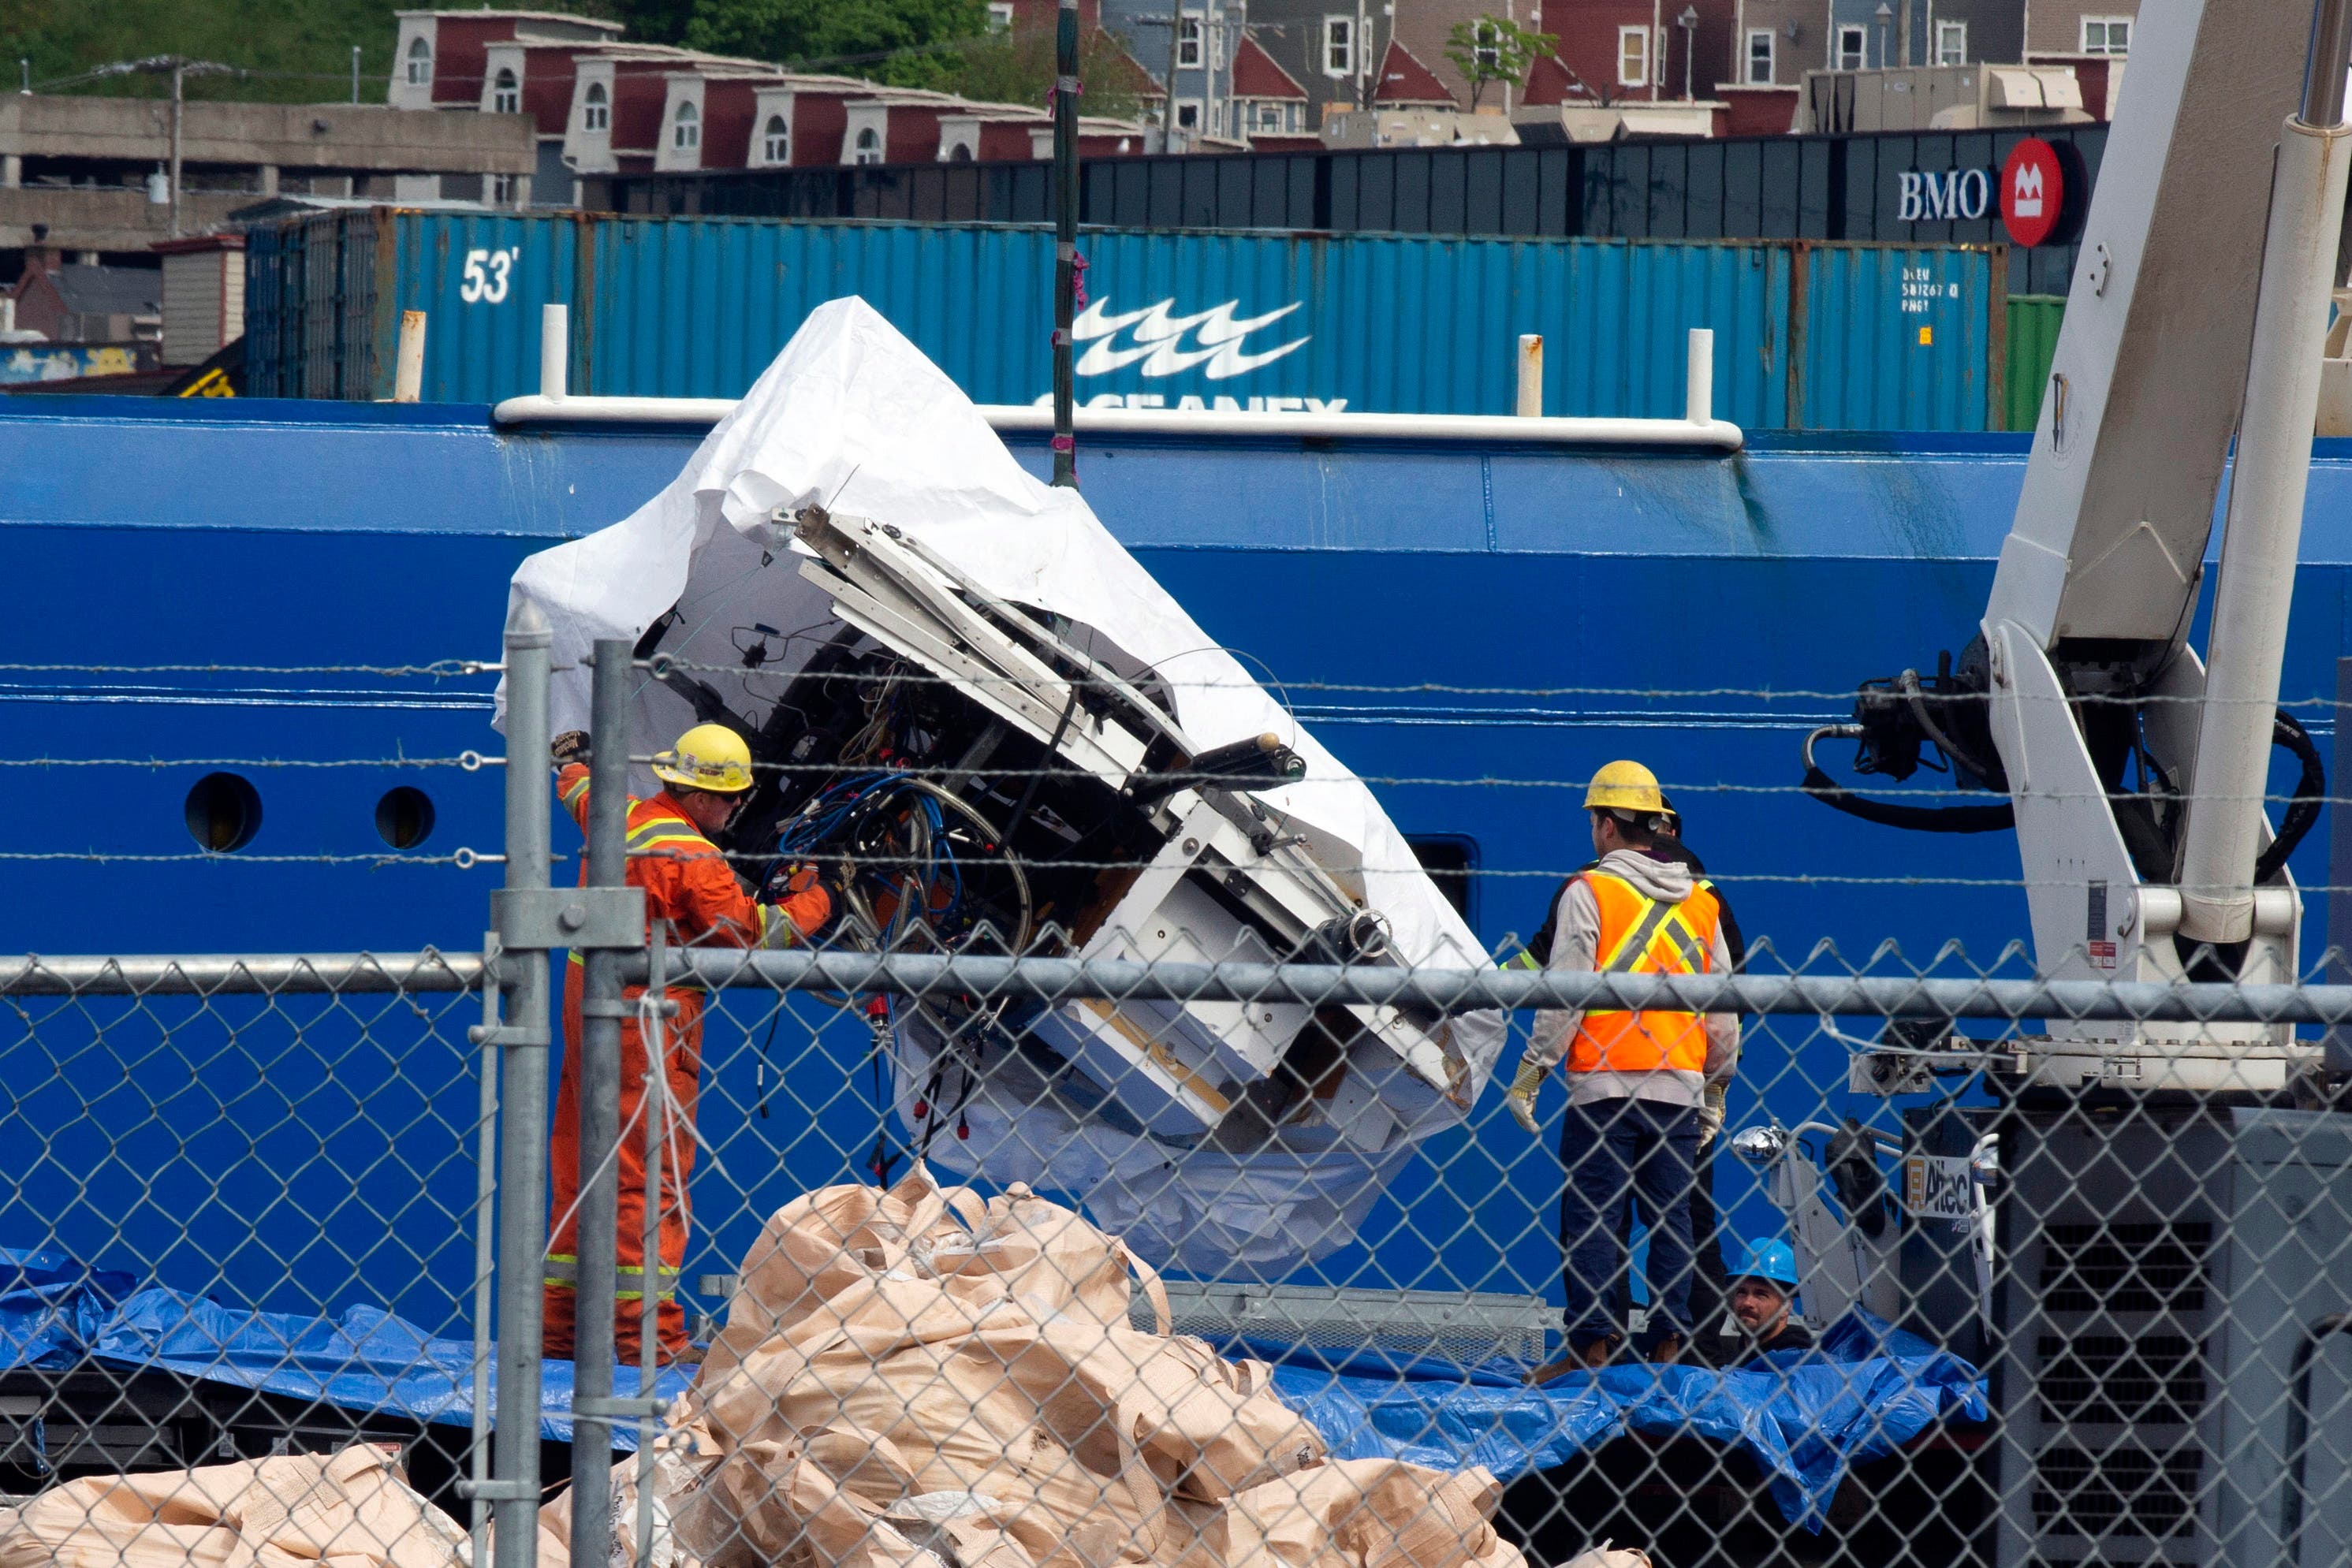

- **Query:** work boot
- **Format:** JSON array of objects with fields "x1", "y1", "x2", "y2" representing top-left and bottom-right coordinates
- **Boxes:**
[
  {"x1": 1648, "y1": 1334, "x2": 1683, "y2": 1366},
  {"x1": 1524, "y1": 1356, "x2": 1582, "y2": 1387}
]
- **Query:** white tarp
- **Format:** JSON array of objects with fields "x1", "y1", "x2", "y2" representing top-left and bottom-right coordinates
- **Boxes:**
[{"x1": 500, "y1": 298, "x2": 1500, "y2": 1272}]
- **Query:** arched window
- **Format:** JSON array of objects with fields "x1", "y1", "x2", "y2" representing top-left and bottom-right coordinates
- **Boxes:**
[
  {"x1": 405, "y1": 37, "x2": 432, "y2": 87},
  {"x1": 582, "y1": 82, "x2": 609, "y2": 131},
  {"x1": 853, "y1": 125, "x2": 882, "y2": 164},
  {"x1": 491, "y1": 67, "x2": 519, "y2": 114},
  {"x1": 949, "y1": 141, "x2": 973, "y2": 161},
  {"x1": 673, "y1": 99, "x2": 700, "y2": 151},
  {"x1": 762, "y1": 114, "x2": 789, "y2": 163}
]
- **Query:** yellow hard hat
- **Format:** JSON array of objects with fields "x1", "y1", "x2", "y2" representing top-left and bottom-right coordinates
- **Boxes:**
[
  {"x1": 1584, "y1": 759, "x2": 1664, "y2": 814},
  {"x1": 652, "y1": 723, "x2": 755, "y2": 794}
]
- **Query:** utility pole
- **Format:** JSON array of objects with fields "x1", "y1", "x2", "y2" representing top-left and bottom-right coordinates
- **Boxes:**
[
  {"x1": 1678, "y1": 6, "x2": 1698, "y2": 99},
  {"x1": 169, "y1": 59, "x2": 186, "y2": 237},
  {"x1": 92, "y1": 56, "x2": 233, "y2": 240},
  {"x1": 1165, "y1": 0, "x2": 1185, "y2": 151},
  {"x1": 1051, "y1": 0, "x2": 1079, "y2": 486}
]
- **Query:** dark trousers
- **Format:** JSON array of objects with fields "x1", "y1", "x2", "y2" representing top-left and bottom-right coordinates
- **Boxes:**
[
  {"x1": 1687, "y1": 1151, "x2": 1729, "y2": 1335},
  {"x1": 1558, "y1": 1097, "x2": 1702, "y2": 1348}
]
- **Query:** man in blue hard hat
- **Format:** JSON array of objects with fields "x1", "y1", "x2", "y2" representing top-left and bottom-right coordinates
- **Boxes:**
[{"x1": 1705, "y1": 1238, "x2": 1813, "y2": 1365}]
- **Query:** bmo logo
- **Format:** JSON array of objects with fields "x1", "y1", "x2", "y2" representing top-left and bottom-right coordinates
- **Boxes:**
[
  {"x1": 2000, "y1": 137, "x2": 2067, "y2": 246},
  {"x1": 1896, "y1": 166, "x2": 1992, "y2": 222},
  {"x1": 1893, "y1": 136, "x2": 2079, "y2": 247}
]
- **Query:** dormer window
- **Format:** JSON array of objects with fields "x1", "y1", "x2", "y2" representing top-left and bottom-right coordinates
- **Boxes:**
[
  {"x1": 763, "y1": 114, "x2": 789, "y2": 163},
  {"x1": 673, "y1": 100, "x2": 699, "y2": 151},
  {"x1": 405, "y1": 37, "x2": 432, "y2": 87},
  {"x1": 491, "y1": 68, "x2": 519, "y2": 114},
  {"x1": 583, "y1": 82, "x2": 609, "y2": 131},
  {"x1": 854, "y1": 126, "x2": 882, "y2": 164}
]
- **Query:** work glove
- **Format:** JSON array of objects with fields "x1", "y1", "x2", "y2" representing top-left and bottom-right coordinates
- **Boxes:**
[
  {"x1": 763, "y1": 862, "x2": 834, "y2": 941},
  {"x1": 1698, "y1": 1082, "x2": 1726, "y2": 1152},
  {"x1": 550, "y1": 730, "x2": 590, "y2": 765},
  {"x1": 1505, "y1": 1057, "x2": 1549, "y2": 1134}
]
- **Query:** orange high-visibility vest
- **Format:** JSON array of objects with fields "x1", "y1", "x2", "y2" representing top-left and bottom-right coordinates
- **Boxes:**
[{"x1": 1568, "y1": 870, "x2": 1723, "y2": 1075}]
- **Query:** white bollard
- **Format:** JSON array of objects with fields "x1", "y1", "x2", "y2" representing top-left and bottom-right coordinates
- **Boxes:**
[
  {"x1": 1515, "y1": 333, "x2": 1543, "y2": 417},
  {"x1": 1685, "y1": 327, "x2": 1714, "y2": 424},
  {"x1": 393, "y1": 310, "x2": 427, "y2": 403},
  {"x1": 540, "y1": 303, "x2": 568, "y2": 400}
]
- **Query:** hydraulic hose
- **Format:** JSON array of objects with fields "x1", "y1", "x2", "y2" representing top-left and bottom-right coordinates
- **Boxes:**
[
  {"x1": 2256, "y1": 710, "x2": 2327, "y2": 882},
  {"x1": 1802, "y1": 708, "x2": 2324, "y2": 866},
  {"x1": 1800, "y1": 725, "x2": 2018, "y2": 834}
]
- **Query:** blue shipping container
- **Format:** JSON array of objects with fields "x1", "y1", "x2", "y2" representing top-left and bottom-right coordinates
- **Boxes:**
[{"x1": 246, "y1": 211, "x2": 2001, "y2": 430}]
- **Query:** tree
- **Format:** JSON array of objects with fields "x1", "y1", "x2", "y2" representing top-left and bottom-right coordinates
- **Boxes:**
[
  {"x1": 686, "y1": 0, "x2": 990, "y2": 89},
  {"x1": 937, "y1": 25, "x2": 1144, "y2": 120},
  {"x1": 1441, "y1": 14, "x2": 1556, "y2": 111}
]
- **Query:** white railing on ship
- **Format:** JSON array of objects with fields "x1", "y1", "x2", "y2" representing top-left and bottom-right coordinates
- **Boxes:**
[{"x1": 489, "y1": 305, "x2": 1744, "y2": 452}]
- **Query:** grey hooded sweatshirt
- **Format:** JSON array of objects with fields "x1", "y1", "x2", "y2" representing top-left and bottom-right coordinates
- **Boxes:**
[{"x1": 1526, "y1": 847, "x2": 1739, "y2": 1108}]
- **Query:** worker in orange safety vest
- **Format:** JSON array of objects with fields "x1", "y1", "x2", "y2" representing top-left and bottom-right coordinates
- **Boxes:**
[
  {"x1": 1505, "y1": 759, "x2": 1739, "y2": 1376},
  {"x1": 542, "y1": 721, "x2": 831, "y2": 1365}
]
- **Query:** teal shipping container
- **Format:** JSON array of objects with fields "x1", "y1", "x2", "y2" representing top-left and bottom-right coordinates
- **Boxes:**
[{"x1": 246, "y1": 210, "x2": 2003, "y2": 431}]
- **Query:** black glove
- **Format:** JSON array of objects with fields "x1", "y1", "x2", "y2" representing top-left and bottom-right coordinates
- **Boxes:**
[{"x1": 551, "y1": 730, "x2": 589, "y2": 765}]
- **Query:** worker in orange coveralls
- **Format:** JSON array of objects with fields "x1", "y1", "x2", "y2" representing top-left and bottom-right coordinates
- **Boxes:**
[{"x1": 541, "y1": 722, "x2": 831, "y2": 1365}]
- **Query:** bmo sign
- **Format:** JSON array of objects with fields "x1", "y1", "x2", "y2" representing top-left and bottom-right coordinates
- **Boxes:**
[
  {"x1": 1895, "y1": 136, "x2": 2078, "y2": 246},
  {"x1": 2000, "y1": 137, "x2": 2066, "y2": 246},
  {"x1": 1897, "y1": 166, "x2": 1993, "y2": 223}
]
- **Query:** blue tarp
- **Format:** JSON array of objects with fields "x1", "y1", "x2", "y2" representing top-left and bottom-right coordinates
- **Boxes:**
[
  {"x1": 6, "y1": 1249, "x2": 1982, "y2": 1524},
  {"x1": 1, "y1": 1249, "x2": 691, "y2": 1447},
  {"x1": 1262, "y1": 1313, "x2": 1989, "y2": 1530}
]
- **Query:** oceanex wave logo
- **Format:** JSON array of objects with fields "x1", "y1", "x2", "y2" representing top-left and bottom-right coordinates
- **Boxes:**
[{"x1": 1059, "y1": 296, "x2": 1341, "y2": 410}]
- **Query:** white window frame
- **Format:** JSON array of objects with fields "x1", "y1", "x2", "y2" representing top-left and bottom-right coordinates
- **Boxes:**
[
  {"x1": 1323, "y1": 15, "x2": 1354, "y2": 76},
  {"x1": 1178, "y1": 17, "x2": 1203, "y2": 69},
  {"x1": 2081, "y1": 16, "x2": 2130, "y2": 54},
  {"x1": 853, "y1": 126, "x2": 883, "y2": 164},
  {"x1": 987, "y1": 2, "x2": 1015, "y2": 29},
  {"x1": 1617, "y1": 24, "x2": 1649, "y2": 88},
  {"x1": 1175, "y1": 99, "x2": 1201, "y2": 129},
  {"x1": 582, "y1": 82, "x2": 609, "y2": 130},
  {"x1": 491, "y1": 68, "x2": 520, "y2": 114},
  {"x1": 672, "y1": 100, "x2": 699, "y2": 151},
  {"x1": 762, "y1": 114, "x2": 790, "y2": 162},
  {"x1": 1745, "y1": 28, "x2": 1773, "y2": 84},
  {"x1": 405, "y1": 37, "x2": 432, "y2": 87},
  {"x1": 1473, "y1": 19, "x2": 1501, "y2": 72},
  {"x1": 1252, "y1": 99, "x2": 1284, "y2": 131},
  {"x1": 1836, "y1": 24, "x2": 1866, "y2": 69},
  {"x1": 1936, "y1": 20, "x2": 1966, "y2": 65},
  {"x1": 491, "y1": 173, "x2": 519, "y2": 203}
]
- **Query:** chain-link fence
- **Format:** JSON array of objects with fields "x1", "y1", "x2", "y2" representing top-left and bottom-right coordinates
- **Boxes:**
[{"x1": 4, "y1": 620, "x2": 2350, "y2": 1568}]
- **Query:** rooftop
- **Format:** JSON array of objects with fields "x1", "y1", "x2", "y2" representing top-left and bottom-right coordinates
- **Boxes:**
[{"x1": 40, "y1": 264, "x2": 163, "y2": 318}]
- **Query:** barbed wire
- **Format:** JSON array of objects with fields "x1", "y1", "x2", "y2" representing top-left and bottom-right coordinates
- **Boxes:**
[
  {"x1": 0, "y1": 661, "x2": 494, "y2": 677},
  {"x1": 0, "y1": 754, "x2": 499, "y2": 770}
]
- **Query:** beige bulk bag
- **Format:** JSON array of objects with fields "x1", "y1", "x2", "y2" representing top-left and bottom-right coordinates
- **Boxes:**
[
  {"x1": 1184, "y1": 1460, "x2": 1516, "y2": 1568},
  {"x1": 0, "y1": 1443, "x2": 466, "y2": 1568},
  {"x1": 926, "y1": 1184, "x2": 1172, "y2": 1333}
]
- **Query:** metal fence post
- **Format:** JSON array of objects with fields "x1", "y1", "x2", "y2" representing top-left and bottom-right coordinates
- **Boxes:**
[
  {"x1": 487, "y1": 600, "x2": 554, "y2": 1568},
  {"x1": 570, "y1": 638, "x2": 634, "y2": 1568}
]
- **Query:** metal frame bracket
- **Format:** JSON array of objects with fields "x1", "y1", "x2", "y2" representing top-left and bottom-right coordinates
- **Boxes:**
[{"x1": 492, "y1": 887, "x2": 647, "y2": 951}]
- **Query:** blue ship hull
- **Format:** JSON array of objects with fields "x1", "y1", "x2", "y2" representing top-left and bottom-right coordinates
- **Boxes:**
[{"x1": 6, "y1": 396, "x2": 2346, "y2": 1331}]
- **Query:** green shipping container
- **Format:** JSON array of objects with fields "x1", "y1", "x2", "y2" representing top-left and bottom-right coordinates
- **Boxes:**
[{"x1": 2003, "y1": 295, "x2": 2065, "y2": 434}]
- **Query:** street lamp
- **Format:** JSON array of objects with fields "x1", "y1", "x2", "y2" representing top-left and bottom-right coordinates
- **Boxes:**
[
  {"x1": 1873, "y1": 2, "x2": 1893, "y2": 70},
  {"x1": 1677, "y1": 6, "x2": 1698, "y2": 100},
  {"x1": 91, "y1": 55, "x2": 237, "y2": 238}
]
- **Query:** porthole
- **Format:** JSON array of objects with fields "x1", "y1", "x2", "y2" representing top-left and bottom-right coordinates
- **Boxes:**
[
  {"x1": 185, "y1": 772, "x2": 263, "y2": 853},
  {"x1": 375, "y1": 785, "x2": 437, "y2": 849}
]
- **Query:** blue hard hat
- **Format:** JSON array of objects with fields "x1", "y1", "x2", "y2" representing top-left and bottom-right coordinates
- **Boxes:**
[{"x1": 1731, "y1": 1238, "x2": 1800, "y2": 1288}]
